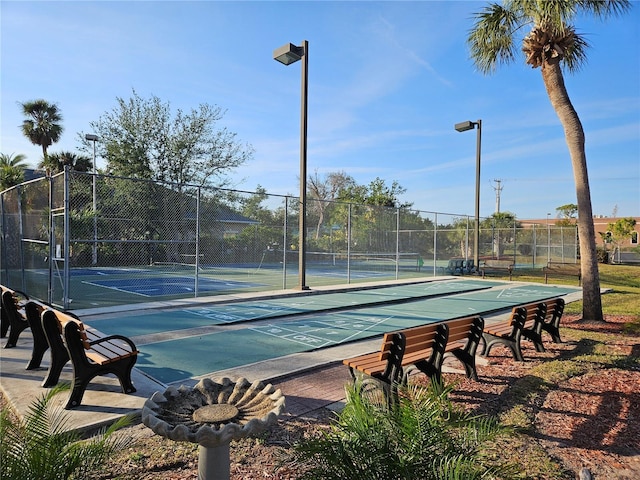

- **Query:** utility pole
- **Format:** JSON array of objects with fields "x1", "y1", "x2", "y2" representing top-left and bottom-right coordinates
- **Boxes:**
[{"x1": 492, "y1": 179, "x2": 503, "y2": 213}]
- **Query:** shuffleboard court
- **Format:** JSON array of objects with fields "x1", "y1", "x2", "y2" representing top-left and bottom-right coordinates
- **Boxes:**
[
  {"x1": 91, "y1": 279, "x2": 500, "y2": 337},
  {"x1": 373, "y1": 284, "x2": 578, "y2": 319},
  {"x1": 129, "y1": 283, "x2": 580, "y2": 383}
]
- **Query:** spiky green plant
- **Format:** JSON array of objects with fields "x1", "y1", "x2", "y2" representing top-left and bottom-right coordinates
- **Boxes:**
[
  {"x1": 0, "y1": 384, "x2": 133, "y2": 480},
  {"x1": 282, "y1": 380, "x2": 517, "y2": 479}
]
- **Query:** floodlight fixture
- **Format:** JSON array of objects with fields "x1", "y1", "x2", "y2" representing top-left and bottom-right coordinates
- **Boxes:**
[
  {"x1": 273, "y1": 43, "x2": 305, "y2": 65},
  {"x1": 454, "y1": 120, "x2": 476, "y2": 132}
]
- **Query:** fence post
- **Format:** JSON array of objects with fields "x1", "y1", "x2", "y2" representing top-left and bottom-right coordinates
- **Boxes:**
[
  {"x1": 195, "y1": 187, "x2": 201, "y2": 297},
  {"x1": 347, "y1": 203, "x2": 352, "y2": 283},
  {"x1": 395, "y1": 208, "x2": 400, "y2": 280},
  {"x1": 63, "y1": 169, "x2": 71, "y2": 309},
  {"x1": 283, "y1": 197, "x2": 288, "y2": 289}
]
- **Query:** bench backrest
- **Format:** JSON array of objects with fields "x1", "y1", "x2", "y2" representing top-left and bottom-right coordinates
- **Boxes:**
[
  {"x1": 1, "y1": 285, "x2": 27, "y2": 317},
  {"x1": 445, "y1": 315, "x2": 484, "y2": 345},
  {"x1": 44, "y1": 308, "x2": 137, "y2": 364},
  {"x1": 483, "y1": 259, "x2": 513, "y2": 268},
  {"x1": 397, "y1": 322, "x2": 449, "y2": 359},
  {"x1": 43, "y1": 308, "x2": 92, "y2": 349},
  {"x1": 520, "y1": 302, "x2": 546, "y2": 326},
  {"x1": 544, "y1": 297, "x2": 565, "y2": 322},
  {"x1": 545, "y1": 262, "x2": 580, "y2": 273},
  {"x1": 377, "y1": 331, "x2": 406, "y2": 383},
  {"x1": 506, "y1": 306, "x2": 527, "y2": 334},
  {"x1": 378, "y1": 332, "x2": 397, "y2": 361}
]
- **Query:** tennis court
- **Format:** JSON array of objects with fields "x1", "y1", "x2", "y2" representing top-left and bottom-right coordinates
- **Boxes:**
[
  {"x1": 35, "y1": 254, "x2": 427, "y2": 309},
  {"x1": 86, "y1": 279, "x2": 580, "y2": 384}
]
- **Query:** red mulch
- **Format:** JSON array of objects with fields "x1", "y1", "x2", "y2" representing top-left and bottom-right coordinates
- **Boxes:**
[{"x1": 440, "y1": 314, "x2": 640, "y2": 480}]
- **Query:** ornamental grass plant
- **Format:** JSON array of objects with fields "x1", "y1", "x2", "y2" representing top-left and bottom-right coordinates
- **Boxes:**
[{"x1": 0, "y1": 384, "x2": 133, "y2": 480}]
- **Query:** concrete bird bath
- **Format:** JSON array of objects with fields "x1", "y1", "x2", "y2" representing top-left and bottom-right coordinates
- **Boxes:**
[{"x1": 142, "y1": 377, "x2": 285, "y2": 480}]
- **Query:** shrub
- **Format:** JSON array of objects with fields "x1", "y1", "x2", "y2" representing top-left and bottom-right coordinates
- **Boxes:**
[
  {"x1": 0, "y1": 384, "x2": 133, "y2": 480},
  {"x1": 281, "y1": 380, "x2": 518, "y2": 479}
]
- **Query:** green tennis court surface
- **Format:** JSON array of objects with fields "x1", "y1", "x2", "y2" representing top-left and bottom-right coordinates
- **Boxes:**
[{"x1": 91, "y1": 278, "x2": 500, "y2": 337}]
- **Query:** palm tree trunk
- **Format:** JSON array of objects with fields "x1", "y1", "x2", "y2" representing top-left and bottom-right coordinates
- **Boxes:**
[{"x1": 541, "y1": 58, "x2": 604, "y2": 322}]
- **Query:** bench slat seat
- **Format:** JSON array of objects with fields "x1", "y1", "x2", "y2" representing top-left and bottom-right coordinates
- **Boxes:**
[{"x1": 41, "y1": 308, "x2": 138, "y2": 409}]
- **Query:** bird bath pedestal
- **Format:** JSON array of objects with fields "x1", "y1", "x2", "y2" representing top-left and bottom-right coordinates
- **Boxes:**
[{"x1": 142, "y1": 377, "x2": 285, "y2": 480}]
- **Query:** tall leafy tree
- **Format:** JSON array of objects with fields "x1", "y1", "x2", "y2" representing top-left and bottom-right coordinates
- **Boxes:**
[
  {"x1": 605, "y1": 217, "x2": 637, "y2": 263},
  {"x1": 20, "y1": 99, "x2": 64, "y2": 164},
  {"x1": 308, "y1": 170, "x2": 356, "y2": 240},
  {"x1": 87, "y1": 89, "x2": 253, "y2": 188},
  {"x1": 467, "y1": 0, "x2": 631, "y2": 322},
  {"x1": 555, "y1": 203, "x2": 578, "y2": 226}
]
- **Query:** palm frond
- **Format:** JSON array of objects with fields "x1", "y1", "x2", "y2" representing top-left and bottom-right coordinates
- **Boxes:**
[
  {"x1": 280, "y1": 380, "x2": 513, "y2": 479},
  {"x1": 467, "y1": 3, "x2": 525, "y2": 74},
  {"x1": 0, "y1": 384, "x2": 133, "y2": 479}
]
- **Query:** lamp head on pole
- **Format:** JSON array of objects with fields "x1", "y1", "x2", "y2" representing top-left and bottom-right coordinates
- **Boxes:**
[
  {"x1": 454, "y1": 120, "x2": 476, "y2": 132},
  {"x1": 273, "y1": 43, "x2": 305, "y2": 65},
  {"x1": 85, "y1": 134, "x2": 98, "y2": 141}
]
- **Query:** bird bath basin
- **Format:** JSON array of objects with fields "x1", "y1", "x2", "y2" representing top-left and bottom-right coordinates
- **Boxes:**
[{"x1": 142, "y1": 377, "x2": 285, "y2": 480}]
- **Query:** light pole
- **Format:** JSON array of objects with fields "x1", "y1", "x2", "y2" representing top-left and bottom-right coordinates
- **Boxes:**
[
  {"x1": 454, "y1": 120, "x2": 482, "y2": 272},
  {"x1": 85, "y1": 134, "x2": 98, "y2": 265},
  {"x1": 273, "y1": 40, "x2": 309, "y2": 290}
]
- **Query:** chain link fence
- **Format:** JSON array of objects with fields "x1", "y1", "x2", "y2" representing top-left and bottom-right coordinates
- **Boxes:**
[{"x1": 1, "y1": 170, "x2": 577, "y2": 309}]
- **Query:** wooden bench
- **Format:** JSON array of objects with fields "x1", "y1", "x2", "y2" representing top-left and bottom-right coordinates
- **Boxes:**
[
  {"x1": 479, "y1": 259, "x2": 514, "y2": 280},
  {"x1": 40, "y1": 308, "x2": 138, "y2": 409},
  {"x1": 399, "y1": 316, "x2": 485, "y2": 382},
  {"x1": 538, "y1": 297, "x2": 565, "y2": 343},
  {"x1": 342, "y1": 330, "x2": 409, "y2": 401},
  {"x1": 343, "y1": 315, "x2": 485, "y2": 400},
  {"x1": 1, "y1": 285, "x2": 30, "y2": 348},
  {"x1": 543, "y1": 262, "x2": 581, "y2": 285},
  {"x1": 481, "y1": 303, "x2": 546, "y2": 361}
]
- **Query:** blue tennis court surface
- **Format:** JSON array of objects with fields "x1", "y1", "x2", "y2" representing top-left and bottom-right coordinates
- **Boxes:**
[
  {"x1": 84, "y1": 276, "x2": 265, "y2": 296},
  {"x1": 88, "y1": 280, "x2": 580, "y2": 384},
  {"x1": 70, "y1": 268, "x2": 148, "y2": 276}
]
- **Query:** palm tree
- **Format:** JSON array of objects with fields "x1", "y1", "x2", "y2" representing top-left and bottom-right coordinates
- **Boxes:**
[
  {"x1": 467, "y1": 0, "x2": 631, "y2": 322},
  {"x1": 0, "y1": 153, "x2": 28, "y2": 190},
  {"x1": 20, "y1": 99, "x2": 64, "y2": 167},
  {"x1": 0, "y1": 152, "x2": 28, "y2": 168},
  {"x1": 38, "y1": 151, "x2": 93, "y2": 175}
]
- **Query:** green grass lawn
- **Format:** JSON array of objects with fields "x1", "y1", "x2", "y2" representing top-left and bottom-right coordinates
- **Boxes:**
[{"x1": 513, "y1": 263, "x2": 640, "y2": 321}]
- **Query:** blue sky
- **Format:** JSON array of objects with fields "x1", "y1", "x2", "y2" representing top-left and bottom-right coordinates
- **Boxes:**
[{"x1": 1, "y1": 1, "x2": 638, "y2": 220}]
